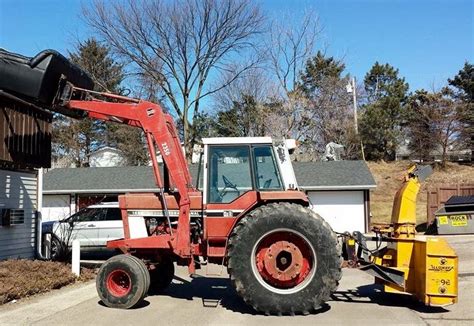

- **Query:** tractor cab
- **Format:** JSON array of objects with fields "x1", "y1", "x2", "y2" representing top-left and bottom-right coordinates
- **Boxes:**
[{"x1": 198, "y1": 137, "x2": 299, "y2": 205}]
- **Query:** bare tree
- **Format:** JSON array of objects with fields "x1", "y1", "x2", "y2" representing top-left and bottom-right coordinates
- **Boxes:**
[
  {"x1": 83, "y1": 0, "x2": 264, "y2": 155},
  {"x1": 264, "y1": 10, "x2": 330, "y2": 159},
  {"x1": 267, "y1": 10, "x2": 322, "y2": 94},
  {"x1": 407, "y1": 88, "x2": 463, "y2": 166}
]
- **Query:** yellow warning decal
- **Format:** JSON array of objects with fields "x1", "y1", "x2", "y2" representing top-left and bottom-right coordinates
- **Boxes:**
[
  {"x1": 450, "y1": 215, "x2": 468, "y2": 227},
  {"x1": 348, "y1": 239, "x2": 355, "y2": 245},
  {"x1": 438, "y1": 216, "x2": 448, "y2": 225}
]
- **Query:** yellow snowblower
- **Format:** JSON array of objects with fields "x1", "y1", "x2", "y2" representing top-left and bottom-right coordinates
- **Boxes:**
[{"x1": 344, "y1": 165, "x2": 458, "y2": 306}]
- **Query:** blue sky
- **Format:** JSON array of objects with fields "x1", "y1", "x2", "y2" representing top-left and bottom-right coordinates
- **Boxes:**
[{"x1": 1, "y1": 0, "x2": 472, "y2": 92}]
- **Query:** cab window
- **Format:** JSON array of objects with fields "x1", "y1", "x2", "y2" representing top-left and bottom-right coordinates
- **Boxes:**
[
  {"x1": 208, "y1": 146, "x2": 252, "y2": 203},
  {"x1": 253, "y1": 146, "x2": 283, "y2": 190}
]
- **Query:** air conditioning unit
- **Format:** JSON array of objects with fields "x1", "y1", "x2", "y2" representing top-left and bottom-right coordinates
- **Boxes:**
[{"x1": 1, "y1": 209, "x2": 25, "y2": 226}]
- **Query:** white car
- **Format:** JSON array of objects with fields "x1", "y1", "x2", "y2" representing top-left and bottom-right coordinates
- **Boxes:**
[{"x1": 42, "y1": 202, "x2": 124, "y2": 259}]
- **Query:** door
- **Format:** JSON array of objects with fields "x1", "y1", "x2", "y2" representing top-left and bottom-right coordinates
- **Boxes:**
[
  {"x1": 61, "y1": 208, "x2": 106, "y2": 247},
  {"x1": 97, "y1": 208, "x2": 124, "y2": 246},
  {"x1": 204, "y1": 144, "x2": 284, "y2": 238},
  {"x1": 207, "y1": 145, "x2": 254, "y2": 204},
  {"x1": 308, "y1": 191, "x2": 365, "y2": 233}
]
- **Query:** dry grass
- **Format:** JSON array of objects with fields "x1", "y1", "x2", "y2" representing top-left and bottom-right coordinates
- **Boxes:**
[
  {"x1": 367, "y1": 161, "x2": 474, "y2": 225},
  {"x1": 0, "y1": 260, "x2": 95, "y2": 304}
]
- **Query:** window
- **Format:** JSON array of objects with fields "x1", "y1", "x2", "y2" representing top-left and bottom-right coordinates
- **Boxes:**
[
  {"x1": 105, "y1": 208, "x2": 122, "y2": 221},
  {"x1": 70, "y1": 208, "x2": 106, "y2": 222},
  {"x1": 208, "y1": 146, "x2": 253, "y2": 203},
  {"x1": 253, "y1": 146, "x2": 282, "y2": 190}
]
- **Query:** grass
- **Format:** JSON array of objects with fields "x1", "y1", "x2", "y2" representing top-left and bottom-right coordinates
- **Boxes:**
[
  {"x1": 367, "y1": 161, "x2": 474, "y2": 225},
  {"x1": 0, "y1": 259, "x2": 96, "y2": 305}
]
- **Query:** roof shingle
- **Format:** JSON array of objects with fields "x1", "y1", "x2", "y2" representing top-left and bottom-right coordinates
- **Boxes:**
[{"x1": 43, "y1": 160, "x2": 375, "y2": 193}]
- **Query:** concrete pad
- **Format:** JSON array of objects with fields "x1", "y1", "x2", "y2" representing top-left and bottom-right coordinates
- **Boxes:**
[
  {"x1": 0, "y1": 282, "x2": 97, "y2": 325},
  {"x1": 0, "y1": 235, "x2": 471, "y2": 325},
  {"x1": 11, "y1": 267, "x2": 425, "y2": 326}
]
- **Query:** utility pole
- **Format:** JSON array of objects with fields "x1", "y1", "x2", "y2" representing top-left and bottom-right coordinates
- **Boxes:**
[
  {"x1": 351, "y1": 77, "x2": 358, "y2": 134},
  {"x1": 347, "y1": 76, "x2": 365, "y2": 160}
]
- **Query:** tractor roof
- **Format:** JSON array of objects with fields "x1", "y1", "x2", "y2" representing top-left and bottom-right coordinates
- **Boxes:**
[{"x1": 202, "y1": 137, "x2": 273, "y2": 145}]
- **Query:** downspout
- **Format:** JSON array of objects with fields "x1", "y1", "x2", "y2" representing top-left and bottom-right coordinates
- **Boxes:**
[{"x1": 35, "y1": 168, "x2": 47, "y2": 260}]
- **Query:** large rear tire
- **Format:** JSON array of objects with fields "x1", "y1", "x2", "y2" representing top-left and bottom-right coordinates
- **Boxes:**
[
  {"x1": 96, "y1": 254, "x2": 149, "y2": 309},
  {"x1": 227, "y1": 203, "x2": 341, "y2": 315}
]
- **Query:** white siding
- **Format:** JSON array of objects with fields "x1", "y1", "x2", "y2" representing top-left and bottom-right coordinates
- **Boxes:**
[
  {"x1": 42, "y1": 194, "x2": 72, "y2": 222},
  {"x1": 308, "y1": 190, "x2": 365, "y2": 233},
  {"x1": 0, "y1": 169, "x2": 37, "y2": 259}
]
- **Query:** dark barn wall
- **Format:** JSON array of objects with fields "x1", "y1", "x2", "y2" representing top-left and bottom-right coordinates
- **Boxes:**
[{"x1": 0, "y1": 96, "x2": 52, "y2": 169}]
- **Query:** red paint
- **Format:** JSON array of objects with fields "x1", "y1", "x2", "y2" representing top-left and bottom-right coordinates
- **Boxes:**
[
  {"x1": 254, "y1": 231, "x2": 313, "y2": 289},
  {"x1": 65, "y1": 87, "x2": 313, "y2": 273},
  {"x1": 106, "y1": 269, "x2": 131, "y2": 297}
]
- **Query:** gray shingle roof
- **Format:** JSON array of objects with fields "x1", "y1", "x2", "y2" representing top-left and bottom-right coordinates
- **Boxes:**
[
  {"x1": 293, "y1": 161, "x2": 376, "y2": 190},
  {"x1": 43, "y1": 160, "x2": 375, "y2": 194}
]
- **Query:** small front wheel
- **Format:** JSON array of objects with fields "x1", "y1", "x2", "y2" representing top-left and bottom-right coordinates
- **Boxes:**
[{"x1": 96, "y1": 254, "x2": 149, "y2": 309}]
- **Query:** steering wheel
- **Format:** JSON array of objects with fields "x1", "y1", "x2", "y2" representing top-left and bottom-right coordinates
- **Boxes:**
[
  {"x1": 263, "y1": 179, "x2": 272, "y2": 189},
  {"x1": 219, "y1": 175, "x2": 240, "y2": 199}
]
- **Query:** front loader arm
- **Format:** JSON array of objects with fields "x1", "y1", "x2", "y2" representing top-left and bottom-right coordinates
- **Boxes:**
[{"x1": 57, "y1": 86, "x2": 194, "y2": 256}]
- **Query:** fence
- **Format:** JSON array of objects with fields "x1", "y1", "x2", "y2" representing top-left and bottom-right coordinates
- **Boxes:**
[{"x1": 427, "y1": 184, "x2": 474, "y2": 224}]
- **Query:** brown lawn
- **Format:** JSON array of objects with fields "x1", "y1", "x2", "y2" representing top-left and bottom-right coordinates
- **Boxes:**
[
  {"x1": 0, "y1": 259, "x2": 95, "y2": 304},
  {"x1": 367, "y1": 161, "x2": 474, "y2": 225}
]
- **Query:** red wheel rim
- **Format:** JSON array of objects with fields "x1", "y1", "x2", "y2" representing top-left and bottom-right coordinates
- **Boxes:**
[
  {"x1": 253, "y1": 230, "x2": 315, "y2": 292},
  {"x1": 106, "y1": 269, "x2": 131, "y2": 297}
]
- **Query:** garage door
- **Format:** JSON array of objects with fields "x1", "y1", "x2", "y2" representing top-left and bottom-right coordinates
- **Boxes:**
[
  {"x1": 42, "y1": 194, "x2": 72, "y2": 222},
  {"x1": 307, "y1": 190, "x2": 365, "y2": 233}
]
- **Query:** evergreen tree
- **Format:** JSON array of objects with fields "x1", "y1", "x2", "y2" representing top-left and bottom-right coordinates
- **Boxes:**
[
  {"x1": 299, "y1": 51, "x2": 345, "y2": 96},
  {"x1": 294, "y1": 51, "x2": 360, "y2": 159},
  {"x1": 53, "y1": 38, "x2": 148, "y2": 166},
  {"x1": 449, "y1": 62, "x2": 474, "y2": 161},
  {"x1": 215, "y1": 95, "x2": 266, "y2": 137},
  {"x1": 359, "y1": 62, "x2": 409, "y2": 160}
]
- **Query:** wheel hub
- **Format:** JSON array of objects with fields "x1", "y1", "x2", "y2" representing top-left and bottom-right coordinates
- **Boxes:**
[
  {"x1": 106, "y1": 269, "x2": 131, "y2": 297},
  {"x1": 264, "y1": 240, "x2": 303, "y2": 281},
  {"x1": 254, "y1": 230, "x2": 314, "y2": 290}
]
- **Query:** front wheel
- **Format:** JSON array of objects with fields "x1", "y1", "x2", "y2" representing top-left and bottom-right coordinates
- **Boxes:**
[
  {"x1": 227, "y1": 203, "x2": 341, "y2": 315},
  {"x1": 96, "y1": 254, "x2": 149, "y2": 309}
]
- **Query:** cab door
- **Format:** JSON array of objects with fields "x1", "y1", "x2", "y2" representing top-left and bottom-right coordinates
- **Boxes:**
[{"x1": 204, "y1": 144, "x2": 283, "y2": 240}]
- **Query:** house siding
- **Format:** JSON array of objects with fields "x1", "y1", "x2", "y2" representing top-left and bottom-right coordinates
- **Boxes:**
[{"x1": 0, "y1": 169, "x2": 37, "y2": 259}]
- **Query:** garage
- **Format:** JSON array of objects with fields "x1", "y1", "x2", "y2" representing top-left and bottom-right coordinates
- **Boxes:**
[{"x1": 294, "y1": 160, "x2": 376, "y2": 233}]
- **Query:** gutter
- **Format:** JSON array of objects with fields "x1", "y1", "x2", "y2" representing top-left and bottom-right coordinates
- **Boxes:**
[
  {"x1": 35, "y1": 168, "x2": 47, "y2": 260},
  {"x1": 301, "y1": 185, "x2": 377, "y2": 191},
  {"x1": 43, "y1": 188, "x2": 160, "y2": 194}
]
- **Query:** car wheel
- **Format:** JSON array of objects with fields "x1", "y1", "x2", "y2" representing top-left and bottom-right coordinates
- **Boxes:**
[{"x1": 50, "y1": 236, "x2": 66, "y2": 261}]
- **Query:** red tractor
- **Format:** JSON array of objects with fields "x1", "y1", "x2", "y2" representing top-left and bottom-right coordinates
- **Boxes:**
[
  {"x1": 1, "y1": 49, "x2": 458, "y2": 314},
  {"x1": 57, "y1": 85, "x2": 341, "y2": 314}
]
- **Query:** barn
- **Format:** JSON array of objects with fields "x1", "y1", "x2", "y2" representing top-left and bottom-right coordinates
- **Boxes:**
[{"x1": 42, "y1": 161, "x2": 376, "y2": 233}]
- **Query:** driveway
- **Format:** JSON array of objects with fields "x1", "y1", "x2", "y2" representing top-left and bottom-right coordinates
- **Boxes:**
[{"x1": 1, "y1": 235, "x2": 472, "y2": 325}]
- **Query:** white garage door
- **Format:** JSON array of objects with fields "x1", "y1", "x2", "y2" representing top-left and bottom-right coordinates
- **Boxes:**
[
  {"x1": 42, "y1": 195, "x2": 72, "y2": 222},
  {"x1": 307, "y1": 190, "x2": 365, "y2": 233}
]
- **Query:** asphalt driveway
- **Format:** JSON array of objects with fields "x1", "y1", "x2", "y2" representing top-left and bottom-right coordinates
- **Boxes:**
[{"x1": 0, "y1": 235, "x2": 472, "y2": 325}]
